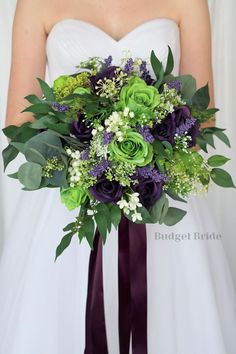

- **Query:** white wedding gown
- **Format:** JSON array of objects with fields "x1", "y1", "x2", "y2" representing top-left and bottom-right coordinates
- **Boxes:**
[{"x1": 0, "y1": 18, "x2": 236, "y2": 354}]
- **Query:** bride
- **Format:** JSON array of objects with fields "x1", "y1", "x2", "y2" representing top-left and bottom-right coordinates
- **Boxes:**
[{"x1": 1, "y1": 0, "x2": 236, "y2": 353}]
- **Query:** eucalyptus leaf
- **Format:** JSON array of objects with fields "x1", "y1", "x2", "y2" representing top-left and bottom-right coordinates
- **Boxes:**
[
  {"x1": 175, "y1": 75, "x2": 196, "y2": 100},
  {"x1": 163, "y1": 207, "x2": 187, "y2": 226},
  {"x1": 166, "y1": 188, "x2": 187, "y2": 203},
  {"x1": 18, "y1": 162, "x2": 42, "y2": 189}
]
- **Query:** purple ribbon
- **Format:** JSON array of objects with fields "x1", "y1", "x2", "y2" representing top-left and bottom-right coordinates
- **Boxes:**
[{"x1": 84, "y1": 215, "x2": 147, "y2": 354}]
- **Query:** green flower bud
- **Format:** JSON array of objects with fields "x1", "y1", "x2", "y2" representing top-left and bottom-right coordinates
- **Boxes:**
[{"x1": 60, "y1": 186, "x2": 88, "y2": 211}]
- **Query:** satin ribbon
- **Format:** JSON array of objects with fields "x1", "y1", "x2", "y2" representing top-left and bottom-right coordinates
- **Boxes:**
[{"x1": 84, "y1": 215, "x2": 147, "y2": 354}]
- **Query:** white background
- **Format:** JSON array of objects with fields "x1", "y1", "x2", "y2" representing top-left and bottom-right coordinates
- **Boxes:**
[{"x1": 0, "y1": 0, "x2": 236, "y2": 286}]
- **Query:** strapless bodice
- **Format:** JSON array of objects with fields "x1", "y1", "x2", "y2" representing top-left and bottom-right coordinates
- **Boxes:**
[{"x1": 46, "y1": 18, "x2": 180, "y2": 84}]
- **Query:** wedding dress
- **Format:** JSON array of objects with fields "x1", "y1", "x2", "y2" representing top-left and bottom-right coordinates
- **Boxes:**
[{"x1": 0, "y1": 18, "x2": 236, "y2": 354}]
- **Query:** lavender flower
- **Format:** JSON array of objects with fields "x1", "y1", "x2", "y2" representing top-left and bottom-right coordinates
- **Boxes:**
[
  {"x1": 176, "y1": 117, "x2": 197, "y2": 136},
  {"x1": 140, "y1": 60, "x2": 153, "y2": 85},
  {"x1": 80, "y1": 148, "x2": 90, "y2": 160},
  {"x1": 167, "y1": 80, "x2": 181, "y2": 91},
  {"x1": 104, "y1": 55, "x2": 113, "y2": 68},
  {"x1": 89, "y1": 159, "x2": 109, "y2": 178},
  {"x1": 52, "y1": 102, "x2": 69, "y2": 112},
  {"x1": 137, "y1": 125, "x2": 155, "y2": 143},
  {"x1": 136, "y1": 166, "x2": 168, "y2": 183},
  {"x1": 103, "y1": 131, "x2": 114, "y2": 145},
  {"x1": 124, "y1": 58, "x2": 134, "y2": 75}
]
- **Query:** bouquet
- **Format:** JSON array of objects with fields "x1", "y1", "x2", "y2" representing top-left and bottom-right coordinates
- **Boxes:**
[{"x1": 2, "y1": 47, "x2": 235, "y2": 259}]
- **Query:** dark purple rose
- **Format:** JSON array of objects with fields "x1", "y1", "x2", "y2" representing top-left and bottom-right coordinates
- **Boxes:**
[
  {"x1": 133, "y1": 178, "x2": 163, "y2": 208},
  {"x1": 187, "y1": 122, "x2": 201, "y2": 148},
  {"x1": 89, "y1": 175, "x2": 123, "y2": 203},
  {"x1": 174, "y1": 105, "x2": 200, "y2": 147},
  {"x1": 151, "y1": 113, "x2": 176, "y2": 145},
  {"x1": 90, "y1": 66, "x2": 119, "y2": 93},
  {"x1": 70, "y1": 112, "x2": 92, "y2": 142}
]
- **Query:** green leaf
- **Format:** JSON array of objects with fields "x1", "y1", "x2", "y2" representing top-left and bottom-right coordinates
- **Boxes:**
[
  {"x1": 10, "y1": 142, "x2": 25, "y2": 154},
  {"x1": 18, "y1": 162, "x2": 42, "y2": 189},
  {"x1": 150, "y1": 50, "x2": 165, "y2": 88},
  {"x1": 207, "y1": 155, "x2": 230, "y2": 167},
  {"x1": 196, "y1": 136, "x2": 208, "y2": 153},
  {"x1": 162, "y1": 141, "x2": 173, "y2": 157},
  {"x1": 95, "y1": 212, "x2": 108, "y2": 243},
  {"x1": 165, "y1": 46, "x2": 174, "y2": 75},
  {"x1": 166, "y1": 188, "x2": 187, "y2": 203},
  {"x1": 210, "y1": 168, "x2": 235, "y2": 188},
  {"x1": 7, "y1": 171, "x2": 18, "y2": 179},
  {"x1": 45, "y1": 123, "x2": 70, "y2": 135},
  {"x1": 110, "y1": 204, "x2": 122, "y2": 228},
  {"x1": 175, "y1": 75, "x2": 196, "y2": 99},
  {"x1": 214, "y1": 130, "x2": 231, "y2": 147},
  {"x1": 21, "y1": 103, "x2": 51, "y2": 114},
  {"x1": 2, "y1": 145, "x2": 19, "y2": 171},
  {"x1": 24, "y1": 130, "x2": 63, "y2": 159},
  {"x1": 55, "y1": 232, "x2": 74, "y2": 261},
  {"x1": 192, "y1": 83, "x2": 210, "y2": 110},
  {"x1": 2, "y1": 125, "x2": 19, "y2": 139},
  {"x1": 153, "y1": 139, "x2": 165, "y2": 156},
  {"x1": 25, "y1": 148, "x2": 47, "y2": 165},
  {"x1": 163, "y1": 207, "x2": 187, "y2": 226},
  {"x1": 149, "y1": 193, "x2": 168, "y2": 223},
  {"x1": 83, "y1": 217, "x2": 95, "y2": 248},
  {"x1": 202, "y1": 133, "x2": 215, "y2": 148},
  {"x1": 30, "y1": 115, "x2": 58, "y2": 129},
  {"x1": 37, "y1": 78, "x2": 55, "y2": 101},
  {"x1": 159, "y1": 197, "x2": 169, "y2": 224},
  {"x1": 24, "y1": 94, "x2": 42, "y2": 104}
]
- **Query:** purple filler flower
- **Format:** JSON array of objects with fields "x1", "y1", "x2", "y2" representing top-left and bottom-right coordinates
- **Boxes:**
[
  {"x1": 103, "y1": 131, "x2": 114, "y2": 145},
  {"x1": 137, "y1": 125, "x2": 155, "y2": 143},
  {"x1": 140, "y1": 60, "x2": 153, "y2": 85},
  {"x1": 104, "y1": 55, "x2": 113, "y2": 68},
  {"x1": 80, "y1": 148, "x2": 90, "y2": 161},
  {"x1": 89, "y1": 159, "x2": 109, "y2": 178},
  {"x1": 123, "y1": 58, "x2": 134, "y2": 75},
  {"x1": 89, "y1": 175, "x2": 123, "y2": 203},
  {"x1": 136, "y1": 166, "x2": 168, "y2": 183},
  {"x1": 167, "y1": 80, "x2": 182, "y2": 91},
  {"x1": 52, "y1": 102, "x2": 69, "y2": 112},
  {"x1": 70, "y1": 112, "x2": 93, "y2": 142}
]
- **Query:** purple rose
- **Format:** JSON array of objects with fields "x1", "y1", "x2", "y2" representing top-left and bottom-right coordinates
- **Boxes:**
[
  {"x1": 133, "y1": 177, "x2": 163, "y2": 208},
  {"x1": 151, "y1": 113, "x2": 176, "y2": 145},
  {"x1": 70, "y1": 112, "x2": 92, "y2": 142},
  {"x1": 174, "y1": 105, "x2": 200, "y2": 147},
  {"x1": 90, "y1": 66, "x2": 119, "y2": 93},
  {"x1": 89, "y1": 175, "x2": 123, "y2": 203},
  {"x1": 187, "y1": 122, "x2": 201, "y2": 148}
]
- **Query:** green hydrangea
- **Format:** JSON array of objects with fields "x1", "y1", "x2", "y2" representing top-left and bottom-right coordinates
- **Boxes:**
[
  {"x1": 164, "y1": 151, "x2": 211, "y2": 197},
  {"x1": 53, "y1": 72, "x2": 91, "y2": 100}
]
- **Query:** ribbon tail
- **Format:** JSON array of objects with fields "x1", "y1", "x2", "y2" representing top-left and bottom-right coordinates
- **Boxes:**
[{"x1": 84, "y1": 229, "x2": 108, "y2": 354}]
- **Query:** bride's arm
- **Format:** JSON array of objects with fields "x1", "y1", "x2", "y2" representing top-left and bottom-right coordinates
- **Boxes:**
[
  {"x1": 4, "y1": 0, "x2": 47, "y2": 128},
  {"x1": 178, "y1": 0, "x2": 216, "y2": 129}
]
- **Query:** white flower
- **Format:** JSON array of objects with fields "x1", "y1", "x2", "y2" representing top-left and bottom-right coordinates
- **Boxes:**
[
  {"x1": 129, "y1": 111, "x2": 135, "y2": 118},
  {"x1": 123, "y1": 107, "x2": 130, "y2": 117},
  {"x1": 117, "y1": 199, "x2": 129, "y2": 209},
  {"x1": 92, "y1": 129, "x2": 97, "y2": 136},
  {"x1": 132, "y1": 212, "x2": 142, "y2": 222}
]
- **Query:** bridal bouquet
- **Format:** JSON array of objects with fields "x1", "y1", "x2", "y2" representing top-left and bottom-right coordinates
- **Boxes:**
[{"x1": 2, "y1": 48, "x2": 234, "y2": 259}]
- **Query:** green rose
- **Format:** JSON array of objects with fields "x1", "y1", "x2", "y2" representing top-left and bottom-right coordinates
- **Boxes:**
[
  {"x1": 109, "y1": 131, "x2": 153, "y2": 167},
  {"x1": 60, "y1": 186, "x2": 88, "y2": 210},
  {"x1": 119, "y1": 76, "x2": 160, "y2": 112}
]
